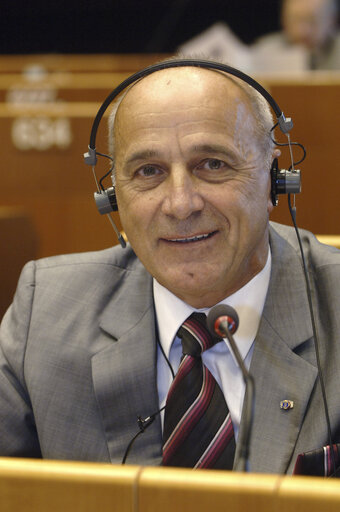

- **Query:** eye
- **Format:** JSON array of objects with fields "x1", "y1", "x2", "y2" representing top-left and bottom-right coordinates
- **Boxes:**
[
  {"x1": 137, "y1": 165, "x2": 162, "y2": 177},
  {"x1": 205, "y1": 159, "x2": 224, "y2": 170},
  {"x1": 198, "y1": 158, "x2": 226, "y2": 171},
  {"x1": 194, "y1": 157, "x2": 236, "y2": 183}
]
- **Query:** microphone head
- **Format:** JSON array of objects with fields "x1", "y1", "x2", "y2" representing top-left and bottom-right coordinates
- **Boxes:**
[{"x1": 207, "y1": 304, "x2": 239, "y2": 338}]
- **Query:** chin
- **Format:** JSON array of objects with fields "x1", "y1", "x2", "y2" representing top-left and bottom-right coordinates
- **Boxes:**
[{"x1": 162, "y1": 271, "x2": 221, "y2": 303}]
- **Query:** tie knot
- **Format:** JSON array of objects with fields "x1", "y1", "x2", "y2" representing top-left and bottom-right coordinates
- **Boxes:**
[{"x1": 177, "y1": 312, "x2": 222, "y2": 357}]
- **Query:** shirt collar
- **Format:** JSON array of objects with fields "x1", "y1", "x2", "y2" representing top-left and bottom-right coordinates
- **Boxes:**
[{"x1": 153, "y1": 249, "x2": 272, "y2": 366}]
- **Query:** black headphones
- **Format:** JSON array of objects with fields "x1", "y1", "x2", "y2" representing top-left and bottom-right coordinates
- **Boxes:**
[{"x1": 84, "y1": 59, "x2": 302, "y2": 222}]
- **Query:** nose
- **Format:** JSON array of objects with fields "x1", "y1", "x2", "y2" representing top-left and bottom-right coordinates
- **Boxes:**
[{"x1": 161, "y1": 167, "x2": 204, "y2": 220}]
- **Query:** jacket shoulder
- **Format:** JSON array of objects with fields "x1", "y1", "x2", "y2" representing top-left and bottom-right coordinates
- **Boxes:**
[
  {"x1": 33, "y1": 244, "x2": 141, "y2": 273},
  {"x1": 270, "y1": 222, "x2": 340, "y2": 267},
  {"x1": 11, "y1": 244, "x2": 147, "y2": 315}
]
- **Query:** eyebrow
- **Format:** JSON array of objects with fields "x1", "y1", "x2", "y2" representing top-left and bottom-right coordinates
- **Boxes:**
[
  {"x1": 126, "y1": 149, "x2": 161, "y2": 165},
  {"x1": 125, "y1": 143, "x2": 239, "y2": 165}
]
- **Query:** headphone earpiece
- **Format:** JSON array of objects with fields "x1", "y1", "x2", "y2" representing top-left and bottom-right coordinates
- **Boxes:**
[
  {"x1": 271, "y1": 158, "x2": 279, "y2": 206},
  {"x1": 94, "y1": 187, "x2": 118, "y2": 214},
  {"x1": 270, "y1": 157, "x2": 301, "y2": 207}
]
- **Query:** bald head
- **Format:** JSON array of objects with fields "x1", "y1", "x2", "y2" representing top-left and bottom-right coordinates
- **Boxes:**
[{"x1": 108, "y1": 65, "x2": 274, "y2": 175}]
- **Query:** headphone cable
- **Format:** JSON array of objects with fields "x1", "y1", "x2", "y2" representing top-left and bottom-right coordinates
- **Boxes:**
[{"x1": 288, "y1": 194, "x2": 336, "y2": 476}]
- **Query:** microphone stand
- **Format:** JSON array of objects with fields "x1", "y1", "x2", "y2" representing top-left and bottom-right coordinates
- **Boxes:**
[{"x1": 221, "y1": 324, "x2": 255, "y2": 472}]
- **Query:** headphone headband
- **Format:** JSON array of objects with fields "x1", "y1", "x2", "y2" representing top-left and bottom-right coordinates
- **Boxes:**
[{"x1": 85, "y1": 59, "x2": 293, "y2": 165}]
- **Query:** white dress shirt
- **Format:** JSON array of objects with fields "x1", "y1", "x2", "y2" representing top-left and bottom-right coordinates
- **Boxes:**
[{"x1": 154, "y1": 250, "x2": 271, "y2": 439}]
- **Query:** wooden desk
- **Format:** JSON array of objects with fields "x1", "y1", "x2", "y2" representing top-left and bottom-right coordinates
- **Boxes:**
[
  {"x1": 0, "y1": 53, "x2": 168, "y2": 73},
  {"x1": 139, "y1": 466, "x2": 340, "y2": 512},
  {"x1": 0, "y1": 72, "x2": 128, "y2": 103},
  {"x1": 1, "y1": 458, "x2": 340, "y2": 512},
  {"x1": 0, "y1": 458, "x2": 139, "y2": 512}
]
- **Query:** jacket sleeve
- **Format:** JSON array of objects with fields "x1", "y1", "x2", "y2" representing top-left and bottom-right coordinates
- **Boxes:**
[{"x1": 0, "y1": 261, "x2": 42, "y2": 457}]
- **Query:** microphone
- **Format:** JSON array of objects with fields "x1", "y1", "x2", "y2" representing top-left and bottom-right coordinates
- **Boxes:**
[
  {"x1": 207, "y1": 304, "x2": 255, "y2": 472},
  {"x1": 122, "y1": 406, "x2": 165, "y2": 464},
  {"x1": 207, "y1": 304, "x2": 239, "y2": 338},
  {"x1": 122, "y1": 339, "x2": 175, "y2": 465}
]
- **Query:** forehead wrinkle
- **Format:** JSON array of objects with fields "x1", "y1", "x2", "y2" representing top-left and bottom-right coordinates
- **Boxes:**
[
  {"x1": 134, "y1": 102, "x2": 235, "y2": 118},
  {"x1": 116, "y1": 111, "x2": 238, "y2": 154},
  {"x1": 117, "y1": 112, "x2": 238, "y2": 140},
  {"x1": 123, "y1": 141, "x2": 242, "y2": 168},
  {"x1": 192, "y1": 143, "x2": 239, "y2": 160},
  {"x1": 117, "y1": 119, "x2": 244, "y2": 167},
  {"x1": 116, "y1": 83, "x2": 238, "y2": 122}
]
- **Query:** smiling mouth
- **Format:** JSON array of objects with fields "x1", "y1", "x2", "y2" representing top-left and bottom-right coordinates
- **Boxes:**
[{"x1": 163, "y1": 231, "x2": 218, "y2": 243}]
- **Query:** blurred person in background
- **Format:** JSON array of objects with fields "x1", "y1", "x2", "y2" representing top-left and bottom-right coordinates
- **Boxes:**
[
  {"x1": 179, "y1": 0, "x2": 340, "y2": 72},
  {"x1": 253, "y1": 0, "x2": 340, "y2": 71}
]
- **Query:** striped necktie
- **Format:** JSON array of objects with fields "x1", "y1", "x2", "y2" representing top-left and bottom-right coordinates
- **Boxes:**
[{"x1": 162, "y1": 312, "x2": 235, "y2": 469}]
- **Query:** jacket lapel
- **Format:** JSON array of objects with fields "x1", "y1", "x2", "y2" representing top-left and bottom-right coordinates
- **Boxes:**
[
  {"x1": 91, "y1": 264, "x2": 163, "y2": 465},
  {"x1": 234, "y1": 225, "x2": 319, "y2": 474}
]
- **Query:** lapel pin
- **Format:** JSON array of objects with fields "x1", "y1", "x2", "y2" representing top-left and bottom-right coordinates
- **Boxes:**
[{"x1": 280, "y1": 399, "x2": 294, "y2": 410}]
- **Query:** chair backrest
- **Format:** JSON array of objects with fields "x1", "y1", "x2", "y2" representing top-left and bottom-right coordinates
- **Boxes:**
[{"x1": 0, "y1": 207, "x2": 38, "y2": 320}]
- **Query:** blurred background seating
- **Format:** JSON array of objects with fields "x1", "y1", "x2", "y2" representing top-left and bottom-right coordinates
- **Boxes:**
[{"x1": 0, "y1": 207, "x2": 38, "y2": 319}]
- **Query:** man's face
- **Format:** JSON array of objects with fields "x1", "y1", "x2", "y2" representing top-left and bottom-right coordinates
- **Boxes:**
[
  {"x1": 283, "y1": 0, "x2": 335, "y2": 49},
  {"x1": 114, "y1": 68, "x2": 273, "y2": 308}
]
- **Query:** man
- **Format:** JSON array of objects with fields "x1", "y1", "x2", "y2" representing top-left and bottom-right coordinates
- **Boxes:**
[
  {"x1": 253, "y1": 0, "x2": 340, "y2": 71},
  {"x1": 179, "y1": 0, "x2": 340, "y2": 72},
  {"x1": 0, "y1": 63, "x2": 340, "y2": 475}
]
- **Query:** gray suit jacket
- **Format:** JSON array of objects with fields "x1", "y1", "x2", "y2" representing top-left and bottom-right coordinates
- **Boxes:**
[{"x1": 1, "y1": 222, "x2": 340, "y2": 474}]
